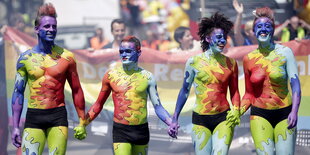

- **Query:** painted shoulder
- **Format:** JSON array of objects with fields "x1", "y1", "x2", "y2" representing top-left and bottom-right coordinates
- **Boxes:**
[
  {"x1": 54, "y1": 45, "x2": 75, "y2": 59},
  {"x1": 140, "y1": 68, "x2": 153, "y2": 80},
  {"x1": 188, "y1": 53, "x2": 204, "y2": 63},
  {"x1": 275, "y1": 43, "x2": 294, "y2": 56}
]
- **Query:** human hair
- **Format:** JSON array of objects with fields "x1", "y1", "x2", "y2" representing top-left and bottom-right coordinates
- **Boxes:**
[
  {"x1": 34, "y1": 3, "x2": 57, "y2": 27},
  {"x1": 174, "y1": 26, "x2": 190, "y2": 44},
  {"x1": 198, "y1": 12, "x2": 233, "y2": 51},
  {"x1": 252, "y1": 7, "x2": 275, "y2": 31},
  {"x1": 111, "y1": 19, "x2": 125, "y2": 32},
  {"x1": 121, "y1": 36, "x2": 141, "y2": 52}
]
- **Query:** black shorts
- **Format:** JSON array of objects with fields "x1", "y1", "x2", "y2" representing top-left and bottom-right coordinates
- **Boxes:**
[
  {"x1": 250, "y1": 105, "x2": 292, "y2": 128},
  {"x1": 113, "y1": 122, "x2": 150, "y2": 145},
  {"x1": 24, "y1": 106, "x2": 68, "y2": 130},
  {"x1": 192, "y1": 111, "x2": 228, "y2": 133}
]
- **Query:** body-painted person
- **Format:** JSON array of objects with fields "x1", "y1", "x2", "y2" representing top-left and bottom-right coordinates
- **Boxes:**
[
  {"x1": 241, "y1": 7, "x2": 301, "y2": 155},
  {"x1": 168, "y1": 13, "x2": 241, "y2": 155},
  {"x1": 74, "y1": 36, "x2": 172, "y2": 155},
  {"x1": 11, "y1": 3, "x2": 86, "y2": 155}
]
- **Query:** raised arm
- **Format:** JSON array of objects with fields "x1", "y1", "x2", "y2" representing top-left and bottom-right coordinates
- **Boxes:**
[
  {"x1": 226, "y1": 60, "x2": 241, "y2": 127},
  {"x1": 300, "y1": 19, "x2": 310, "y2": 31},
  {"x1": 168, "y1": 58, "x2": 195, "y2": 138},
  {"x1": 147, "y1": 73, "x2": 172, "y2": 126},
  {"x1": 11, "y1": 54, "x2": 28, "y2": 148},
  {"x1": 240, "y1": 56, "x2": 254, "y2": 115},
  {"x1": 274, "y1": 19, "x2": 290, "y2": 38},
  {"x1": 233, "y1": 0, "x2": 245, "y2": 46},
  {"x1": 285, "y1": 48, "x2": 301, "y2": 129}
]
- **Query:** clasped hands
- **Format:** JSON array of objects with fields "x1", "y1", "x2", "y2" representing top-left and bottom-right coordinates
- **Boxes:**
[{"x1": 73, "y1": 125, "x2": 87, "y2": 140}]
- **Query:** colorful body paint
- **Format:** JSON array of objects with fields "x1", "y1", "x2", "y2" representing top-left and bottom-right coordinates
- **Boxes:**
[
  {"x1": 12, "y1": 11, "x2": 86, "y2": 154},
  {"x1": 241, "y1": 13, "x2": 301, "y2": 154},
  {"x1": 83, "y1": 39, "x2": 171, "y2": 155},
  {"x1": 170, "y1": 44, "x2": 240, "y2": 154}
]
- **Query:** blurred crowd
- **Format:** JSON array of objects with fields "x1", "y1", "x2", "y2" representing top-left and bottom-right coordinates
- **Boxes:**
[
  {"x1": 89, "y1": 0, "x2": 310, "y2": 52},
  {"x1": 1, "y1": 0, "x2": 310, "y2": 52}
]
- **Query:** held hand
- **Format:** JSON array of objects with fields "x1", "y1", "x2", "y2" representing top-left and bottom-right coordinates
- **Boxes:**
[
  {"x1": 233, "y1": 0, "x2": 243, "y2": 14},
  {"x1": 287, "y1": 111, "x2": 298, "y2": 129},
  {"x1": 74, "y1": 125, "x2": 87, "y2": 140},
  {"x1": 11, "y1": 128, "x2": 21, "y2": 148},
  {"x1": 226, "y1": 110, "x2": 240, "y2": 128},
  {"x1": 168, "y1": 122, "x2": 179, "y2": 139}
]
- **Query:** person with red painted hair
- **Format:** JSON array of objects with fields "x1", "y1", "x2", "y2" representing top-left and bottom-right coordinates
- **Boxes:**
[
  {"x1": 11, "y1": 3, "x2": 86, "y2": 155},
  {"x1": 241, "y1": 7, "x2": 301, "y2": 154}
]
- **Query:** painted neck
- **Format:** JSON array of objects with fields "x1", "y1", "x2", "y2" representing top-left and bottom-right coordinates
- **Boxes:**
[
  {"x1": 122, "y1": 62, "x2": 139, "y2": 72},
  {"x1": 36, "y1": 38, "x2": 54, "y2": 54},
  {"x1": 205, "y1": 49, "x2": 223, "y2": 59},
  {"x1": 258, "y1": 40, "x2": 275, "y2": 51}
]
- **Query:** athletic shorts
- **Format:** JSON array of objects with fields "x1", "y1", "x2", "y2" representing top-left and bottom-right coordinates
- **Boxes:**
[
  {"x1": 192, "y1": 111, "x2": 228, "y2": 133},
  {"x1": 24, "y1": 106, "x2": 68, "y2": 130},
  {"x1": 113, "y1": 122, "x2": 149, "y2": 145},
  {"x1": 251, "y1": 105, "x2": 292, "y2": 128}
]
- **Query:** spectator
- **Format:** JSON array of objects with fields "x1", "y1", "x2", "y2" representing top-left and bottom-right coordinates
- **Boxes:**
[
  {"x1": 274, "y1": 15, "x2": 310, "y2": 42},
  {"x1": 170, "y1": 26, "x2": 200, "y2": 52},
  {"x1": 233, "y1": 0, "x2": 257, "y2": 46},
  {"x1": 152, "y1": 28, "x2": 171, "y2": 52},
  {"x1": 90, "y1": 27, "x2": 109, "y2": 50},
  {"x1": 103, "y1": 19, "x2": 126, "y2": 49},
  {"x1": 9, "y1": 13, "x2": 26, "y2": 32},
  {"x1": 141, "y1": 29, "x2": 157, "y2": 49}
]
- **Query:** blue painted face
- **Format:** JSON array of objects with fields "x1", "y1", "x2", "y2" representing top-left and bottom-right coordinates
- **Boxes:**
[
  {"x1": 119, "y1": 41, "x2": 140, "y2": 64},
  {"x1": 206, "y1": 28, "x2": 226, "y2": 53},
  {"x1": 36, "y1": 16, "x2": 57, "y2": 42},
  {"x1": 254, "y1": 17, "x2": 274, "y2": 43}
]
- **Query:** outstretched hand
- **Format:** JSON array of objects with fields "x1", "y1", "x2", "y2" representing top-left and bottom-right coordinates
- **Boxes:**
[
  {"x1": 226, "y1": 110, "x2": 240, "y2": 128},
  {"x1": 74, "y1": 125, "x2": 87, "y2": 140},
  {"x1": 287, "y1": 111, "x2": 298, "y2": 129},
  {"x1": 11, "y1": 128, "x2": 21, "y2": 148},
  {"x1": 233, "y1": 0, "x2": 243, "y2": 14},
  {"x1": 168, "y1": 122, "x2": 179, "y2": 139}
]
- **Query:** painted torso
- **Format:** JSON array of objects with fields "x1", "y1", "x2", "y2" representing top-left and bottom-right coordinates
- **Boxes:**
[
  {"x1": 106, "y1": 66, "x2": 151, "y2": 125},
  {"x1": 18, "y1": 45, "x2": 74, "y2": 109},
  {"x1": 244, "y1": 44, "x2": 291, "y2": 109},
  {"x1": 190, "y1": 53, "x2": 237, "y2": 115}
]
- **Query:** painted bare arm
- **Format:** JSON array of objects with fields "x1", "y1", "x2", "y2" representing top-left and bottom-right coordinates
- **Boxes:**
[
  {"x1": 73, "y1": 70, "x2": 111, "y2": 139},
  {"x1": 67, "y1": 55, "x2": 87, "y2": 140},
  {"x1": 85, "y1": 71, "x2": 112, "y2": 124},
  {"x1": 147, "y1": 74, "x2": 172, "y2": 126},
  {"x1": 168, "y1": 58, "x2": 195, "y2": 138},
  {"x1": 285, "y1": 48, "x2": 301, "y2": 129},
  {"x1": 226, "y1": 60, "x2": 241, "y2": 127},
  {"x1": 240, "y1": 56, "x2": 254, "y2": 115},
  {"x1": 67, "y1": 56, "x2": 86, "y2": 123},
  {"x1": 11, "y1": 54, "x2": 28, "y2": 147}
]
